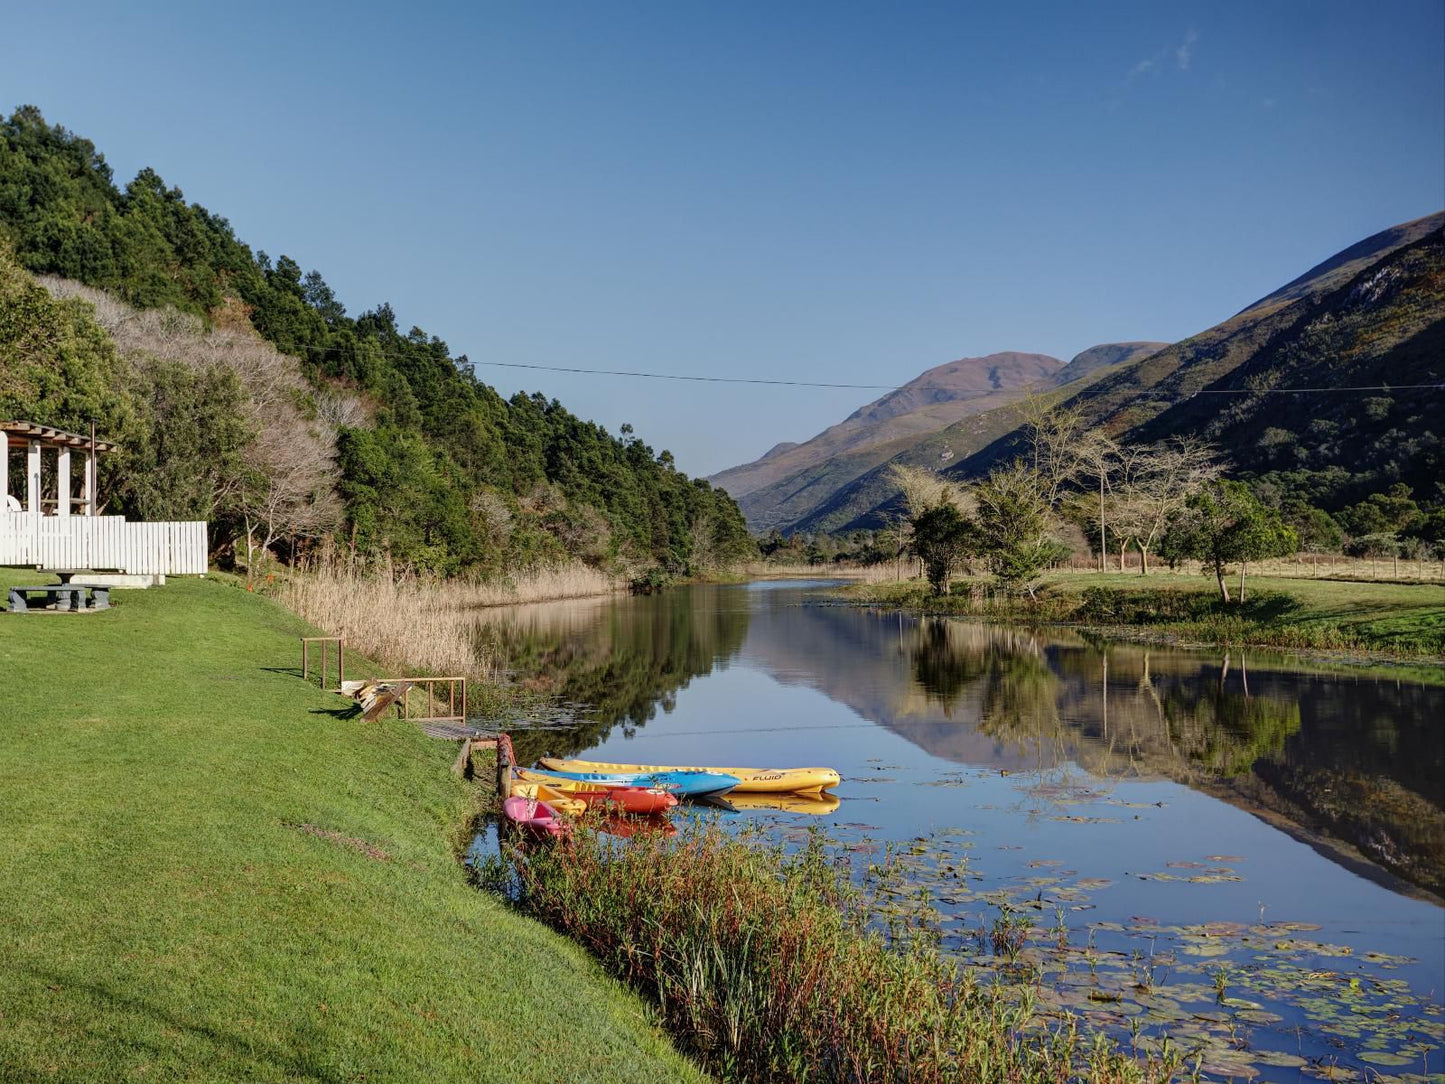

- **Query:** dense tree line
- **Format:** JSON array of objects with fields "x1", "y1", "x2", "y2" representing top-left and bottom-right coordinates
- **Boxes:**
[{"x1": 0, "y1": 106, "x2": 753, "y2": 575}]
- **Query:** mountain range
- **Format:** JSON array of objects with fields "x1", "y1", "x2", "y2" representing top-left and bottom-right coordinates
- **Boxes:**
[{"x1": 712, "y1": 211, "x2": 1445, "y2": 533}]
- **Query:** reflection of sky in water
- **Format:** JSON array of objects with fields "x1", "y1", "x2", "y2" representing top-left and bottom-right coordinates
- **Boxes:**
[
  {"x1": 480, "y1": 580, "x2": 1445, "y2": 1076},
  {"x1": 583, "y1": 662, "x2": 1444, "y2": 975}
]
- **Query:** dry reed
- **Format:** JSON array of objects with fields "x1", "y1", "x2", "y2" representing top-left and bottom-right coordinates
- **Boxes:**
[{"x1": 275, "y1": 562, "x2": 619, "y2": 678}]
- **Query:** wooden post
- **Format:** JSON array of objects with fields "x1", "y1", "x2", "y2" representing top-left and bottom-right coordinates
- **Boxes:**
[
  {"x1": 26, "y1": 439, "x2": 40, "y2": 515},
  {"x1": 496, "y1": 734, "x2": 512, "y2": 798},
  {"x1": 302, "y1": 639, "x2": 309, "y2": 682},
  {"x1": 1, "y1": 438, "x2": 8, "y2": 509},
  {"x1": 338, "y1": 638, "x2": 344, "y2": 689},
  {"x1": 87, "y1": 422, "x2": 97, "y2": 517},
  {"x1": 57, "y1": 446, "x2": 70, "y2": 518}
]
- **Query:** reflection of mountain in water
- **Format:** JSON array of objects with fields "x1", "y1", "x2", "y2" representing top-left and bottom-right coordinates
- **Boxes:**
[
  {"x1": 474, "y1": 588, "x2": 750, "y2": 762},
  {"x1": 748, "y1": 604, "x2": 1443, "y2": 895}
]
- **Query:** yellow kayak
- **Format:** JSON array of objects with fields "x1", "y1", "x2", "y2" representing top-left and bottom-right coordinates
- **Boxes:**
[
  {"x1": 538, "y1": 758, "x2": 841, "y2": 794},
  {"x1": 724, "y1": 792, "x2": 842, "y2": 816},
  {"x1": 508, "y1": 780, "x2": 587, "y2": 816}
]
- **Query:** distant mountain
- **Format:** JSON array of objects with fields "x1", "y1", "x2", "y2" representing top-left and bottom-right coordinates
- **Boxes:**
[
  {"x1": 711, "y1": 352, "x2": 1063, "y2": 507},
  {"x1": 730, "y1": 212, "x2": 1443, "y2": 535},
  {"x1": 921, "y1": 212, "x2": 1445, "y2": 520},
  {"x1": 713, "y1": 342, "x2": 1165, "y2": 532}
]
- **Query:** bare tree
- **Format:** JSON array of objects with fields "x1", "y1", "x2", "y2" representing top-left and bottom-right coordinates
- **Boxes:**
[
  {"x1": 1017, "y1": 392, "x2": 1092, "y2": 508},
  {"x1": 238, "y1": 411, "x2": 343, "y2": 570},
  {"x1": 1074, "y1": 430, "x2": 1121, "y2": 571},
  {"x1": 889, "y1": 463, "x2": 971, "y2": 519},
  {"x1": 1113, "y1": 439, "x2": 1220, "y2": 574}
]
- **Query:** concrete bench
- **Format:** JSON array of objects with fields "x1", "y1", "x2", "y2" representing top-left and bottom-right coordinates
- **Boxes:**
[{"x1": 7, "y1": 584, "x2": 111, "y2": 613}]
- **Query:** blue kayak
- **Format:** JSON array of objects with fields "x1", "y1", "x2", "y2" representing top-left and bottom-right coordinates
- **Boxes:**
[{"x1": 523, "y1": 766, "x2": 741, "y2": 800}]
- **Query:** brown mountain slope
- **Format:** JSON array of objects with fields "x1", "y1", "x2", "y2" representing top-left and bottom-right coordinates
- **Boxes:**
[
  {"x1": 708, "y1": 351, "x2": 1063, "y2": 501},
  {"x1": 916, "y1": 212, "x2": 1445, "y2": 524},
  {"x1": 716, "y1": 342, "x2": 1165, "y2": 532}
]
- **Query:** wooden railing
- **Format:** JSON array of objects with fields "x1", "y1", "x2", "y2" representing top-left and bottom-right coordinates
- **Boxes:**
[{"x1": 0, "y1": 512, "x2": 207, "y2": 574}]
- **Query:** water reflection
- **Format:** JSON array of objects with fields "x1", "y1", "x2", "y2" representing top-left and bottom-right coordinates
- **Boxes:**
[
  {"x1": 473, "y1": 587, "x2": 750, "y2": 763},
  {"x1": 474, "y1": 585, "x2": 1444, "y2": 896}
]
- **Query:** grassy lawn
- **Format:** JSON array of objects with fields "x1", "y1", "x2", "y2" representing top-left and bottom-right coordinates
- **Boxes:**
[
  {"x1": 844, "y1": 569, "x2": 1445, "y2": 658},
  {"x1": 0, "y1": 573, "x2": 704, "y2": 1084}
]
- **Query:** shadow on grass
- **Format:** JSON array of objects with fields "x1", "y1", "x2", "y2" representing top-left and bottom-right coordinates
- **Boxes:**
[{"x1": 309, "y1": 705, "x2": 362, "y2": 719}]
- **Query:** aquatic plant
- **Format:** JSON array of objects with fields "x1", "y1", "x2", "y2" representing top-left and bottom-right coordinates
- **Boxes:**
[{"x1": 490, "y1": 819, "x2": 1185, "y2": 1084}]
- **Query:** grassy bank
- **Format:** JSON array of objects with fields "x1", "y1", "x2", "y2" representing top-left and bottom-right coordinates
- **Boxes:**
[
  {"x1": 841, "y1": 571, "x2": 1445, "y2": 658},
  {"x1": 487, "y1": 820, "x2": 1181, "y2": 1084},
  {"x1": 0, "y1": 572, "x2": 703, "y2": 1083}
]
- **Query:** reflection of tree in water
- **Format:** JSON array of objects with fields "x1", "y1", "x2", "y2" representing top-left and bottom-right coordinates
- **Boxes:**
[
  {"x1": 477, "y1": 590, "x2": 750, "y2": 763},
  {"x1": 909, "y1": 620, "x2": 1062, "y2": 755},
  {"x1": 906, "y1": 621, "x2": 1441, "y2": 892},
  {"x1": 1155, "y1": 678, "x2": 1301, "y2": 777}
]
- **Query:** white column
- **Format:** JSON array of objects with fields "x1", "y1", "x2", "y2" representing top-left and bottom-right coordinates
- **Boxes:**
[
  {"x1": 85, "y1": 449, "x2": 97, "y2": 516},
  {"x1": 1, "y1": 438, "x2": 9, "y2": 510},
  {"x1": 58, "y1": 446, "x2": 71, "y2": 518},
  {"x1": 26, "y1": 440, "x2": 40, "y2": 515}
]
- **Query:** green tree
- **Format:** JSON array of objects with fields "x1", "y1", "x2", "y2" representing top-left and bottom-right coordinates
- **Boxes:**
[
  {"x1": 973, "y1": 465, "x2": 1067, "y2": 597},
  {"x1": 911, "y1": 504, "x2": 978, "y2": 594},
  {"x1": 1163, "y1": 480, "x2": 1299, "y2": 603}
]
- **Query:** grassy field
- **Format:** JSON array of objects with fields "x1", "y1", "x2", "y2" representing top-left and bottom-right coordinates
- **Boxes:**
[
  {"x1": 843, "y1": 570, "x2": 1445, "y2": 658},
  {"x1": 0, "y1": 572, "x2": 704, "y2": 1084}
]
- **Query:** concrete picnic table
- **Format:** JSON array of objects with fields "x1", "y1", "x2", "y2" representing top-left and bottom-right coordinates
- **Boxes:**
[{"x1": 7, "y1": 583, "x2": 111, "y2": 613}]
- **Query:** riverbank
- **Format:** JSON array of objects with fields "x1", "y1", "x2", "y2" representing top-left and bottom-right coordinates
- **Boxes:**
[
  {"x1": 839, "y1": 571, "x2": 1445, "y2": 660},
  {"x1": 0, "y1": 571, "x2": 704, "y2": 1083}
]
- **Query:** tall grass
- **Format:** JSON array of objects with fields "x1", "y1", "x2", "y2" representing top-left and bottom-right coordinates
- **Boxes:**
[
  {"x1": 485, "y1": 820, "x2": 1183, "y2": 1084},
  {"x1": 274, "y1": 561, "x2": 618, "y2": 678}
]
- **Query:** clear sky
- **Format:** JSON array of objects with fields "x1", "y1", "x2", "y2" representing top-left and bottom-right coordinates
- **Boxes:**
[{"x1": 3, "y1": 1, "x2": 1442, "y2": 476}]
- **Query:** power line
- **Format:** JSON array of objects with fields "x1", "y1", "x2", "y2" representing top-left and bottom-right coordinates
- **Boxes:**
[
  {"x1": 473, "y1": 361, "x2": 906, "y2": 390},
  {"x1": 300, "y1": 344, "x2": 1443, "y2": 397}
]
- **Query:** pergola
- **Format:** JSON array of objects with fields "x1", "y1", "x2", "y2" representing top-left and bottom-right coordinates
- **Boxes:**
[{"x1": 1, "y1": 420, "x2": 115, "y2": 517}]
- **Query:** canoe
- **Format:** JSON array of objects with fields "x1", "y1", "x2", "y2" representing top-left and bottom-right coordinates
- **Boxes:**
[
  {"x1": 722, "y1": 792, "x2": 842, "y2": 816},
  {"x1": 540, "y1": 758, "x2": 841, "y2": 794},
  {"x1": 502, "y1": 795, "x2": 569, "y2": 838},
  {"x1": 518, "y1": 765, "x2": 740, "y2": 800},
  {"x1": 508, "y1": 781, "x2": 587, "y2": 817},
  {"x1": 512, "y1": 771, "x2": 679, "y2": 816}
]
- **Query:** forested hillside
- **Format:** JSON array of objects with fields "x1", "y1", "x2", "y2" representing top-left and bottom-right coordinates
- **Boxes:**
[{"x1": 0, "y1": 106, "x2": 753, "y2": 576}]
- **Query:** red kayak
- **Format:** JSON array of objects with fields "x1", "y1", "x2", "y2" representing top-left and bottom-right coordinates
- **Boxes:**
[
  {"x1": 567, "y1": 787, "x2": 679, "y2": 816},
  {"x1": 503, "y1": 796, "x2": 569, "y2": 838}
]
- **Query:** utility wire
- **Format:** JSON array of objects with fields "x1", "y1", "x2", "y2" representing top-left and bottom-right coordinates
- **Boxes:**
[{"x1": 300, "y1": 344, "x2": 1445, "y2": 397}]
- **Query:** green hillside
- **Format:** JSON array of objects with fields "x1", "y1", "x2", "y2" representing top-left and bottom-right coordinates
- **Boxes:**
[
  {"x1": 928, "y1": 214, "x2": 1445, "y2": 521},
  {"x1": 0, "y1": 106, "x2": 753, "y2": 576}
]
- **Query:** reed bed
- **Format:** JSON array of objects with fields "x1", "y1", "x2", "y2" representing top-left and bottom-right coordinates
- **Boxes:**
[
  {"x1": 274, "y1": 562, "x2": 618, "y2": 678},
  {"x1": 486, "y1": 821, "x2": 1184, "y2": 1084},
  {"x1": 448, "y1": 564, "x2": 618, "y2": 607}
]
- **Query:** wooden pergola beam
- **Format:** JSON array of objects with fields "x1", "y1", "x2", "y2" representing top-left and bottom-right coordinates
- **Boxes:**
[{"x1": 0, "y1": 421, "x2": 117, "y2": 453}]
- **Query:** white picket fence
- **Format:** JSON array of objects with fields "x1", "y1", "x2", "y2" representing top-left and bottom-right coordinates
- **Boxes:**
[{"x1": 0, "y1": 513, "x2": 207, "y2": 575}]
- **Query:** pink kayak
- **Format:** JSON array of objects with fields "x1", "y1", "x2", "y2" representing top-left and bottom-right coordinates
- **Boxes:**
[{"x1": 503, "y1": 796, "x2": 569, "y2": 838}]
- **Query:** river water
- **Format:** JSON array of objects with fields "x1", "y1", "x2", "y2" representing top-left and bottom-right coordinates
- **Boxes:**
[{"x1": 473, "y1": 579, "x2": 1444, "y2": 1081}]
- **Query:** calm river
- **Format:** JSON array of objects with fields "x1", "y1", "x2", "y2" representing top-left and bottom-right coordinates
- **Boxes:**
[{"x1": 472, "y1": 579, "x2": 1444, "y2": 1082}]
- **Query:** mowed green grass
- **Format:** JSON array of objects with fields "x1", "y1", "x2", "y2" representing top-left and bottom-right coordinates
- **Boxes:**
[
  {"x1": 847, "y1": 569, "x2": 1445, "y2": 657},
  {"x1": 0, "y1": 574, "x2": 704, "y2": 1084}
]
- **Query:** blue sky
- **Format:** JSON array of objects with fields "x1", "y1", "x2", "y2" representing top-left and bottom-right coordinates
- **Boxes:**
[{"x1": 3, "y1": 1, "x2": 1442, "y2": 475}]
